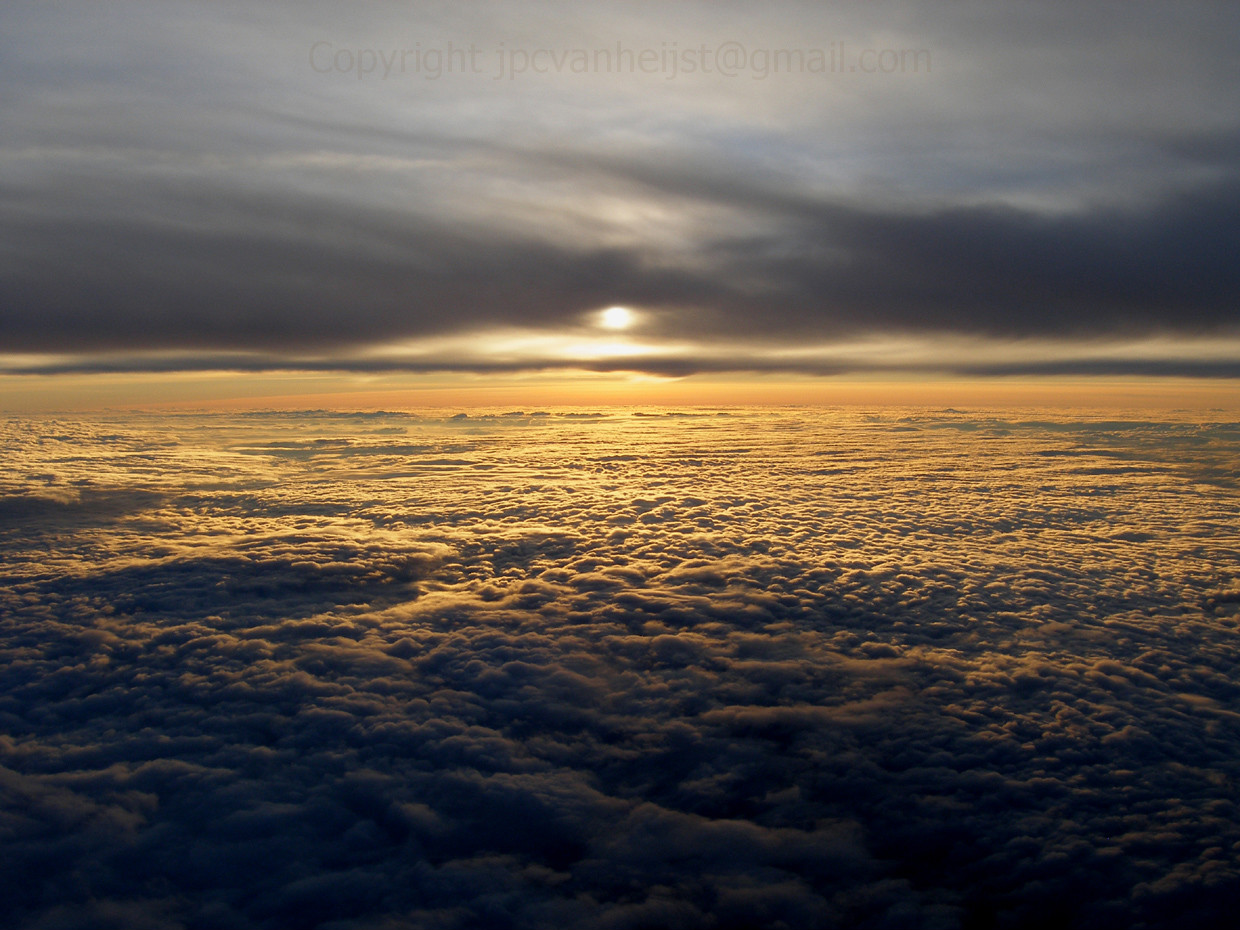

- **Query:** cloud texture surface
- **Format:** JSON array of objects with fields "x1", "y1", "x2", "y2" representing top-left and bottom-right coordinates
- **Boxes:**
[{"x1": 2, "y1": 408, "x2": 1239, "y2": 927}]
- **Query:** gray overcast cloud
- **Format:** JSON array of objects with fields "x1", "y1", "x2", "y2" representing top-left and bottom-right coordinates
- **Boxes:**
[{"x1": 2, "y1": 1, "x2": 1239, "y2": 374}]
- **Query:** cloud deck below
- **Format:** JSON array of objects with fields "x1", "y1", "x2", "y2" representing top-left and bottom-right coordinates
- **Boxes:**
[{"x1": 2, "y1": 408, "x2": 1239, "y2": 928}]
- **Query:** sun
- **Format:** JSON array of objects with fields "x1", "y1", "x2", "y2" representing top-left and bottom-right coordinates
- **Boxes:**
[{"x1": 599, "y1": 306, "x2": 636, "y2": 330}]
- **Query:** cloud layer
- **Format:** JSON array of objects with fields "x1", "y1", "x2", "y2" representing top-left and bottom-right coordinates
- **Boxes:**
[
  {"x1": 2, "y1": 0, "x2": 1239, "y2": 376},
  {"x1": 2, "y1": 408, "x2": 1239, "y2": 927}
]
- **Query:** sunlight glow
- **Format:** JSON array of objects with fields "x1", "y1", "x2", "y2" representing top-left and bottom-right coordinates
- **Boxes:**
[{"x1": 599, "y1": 306, "x2": 636, "y2": 330}]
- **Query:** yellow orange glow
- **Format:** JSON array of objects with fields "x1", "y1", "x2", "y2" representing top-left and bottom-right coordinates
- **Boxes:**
[{"x1": 5, "y1": 370, "x2": 1240, "y2": 414}]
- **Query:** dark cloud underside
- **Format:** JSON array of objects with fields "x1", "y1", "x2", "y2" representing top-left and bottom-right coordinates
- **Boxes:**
[
  {"x1": 4, "y1": 174, "x2": 1240, "y2": 355},
  {"x1": 2, "y1": 0, "x2": 1239, "y2": 374}
]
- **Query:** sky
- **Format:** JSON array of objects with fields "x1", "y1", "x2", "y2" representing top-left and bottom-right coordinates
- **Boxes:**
[{"x1": 2, "y1": 0, "x2": 1239, "y2": 408}]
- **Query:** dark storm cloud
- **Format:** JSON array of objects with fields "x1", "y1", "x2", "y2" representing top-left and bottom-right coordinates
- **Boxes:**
[
  {"x1": 0, "y1": 173, "x2": 726, "y2": 352},
  {"x1": 3, "y1": 410, "x2": 1240, "y2": 927},
  {"x1": 3, "y1": 164, "x2": 1240, "y2": 358},
  {"x1": 3, "y1": 0, "x2": 1239, "y2": 373},
  {"x1": 729, "y1": 179, "x2": 1240, "y2": 336}
]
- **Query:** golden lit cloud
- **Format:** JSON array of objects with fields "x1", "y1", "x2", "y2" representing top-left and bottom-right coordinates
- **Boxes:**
[{"x1": 2, "y1": 408, "x2": 1239, "y2": 926}]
